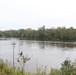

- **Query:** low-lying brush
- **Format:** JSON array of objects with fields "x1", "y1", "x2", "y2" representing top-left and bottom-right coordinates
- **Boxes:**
[{"x1": 0, "y1": 58, "x2": 76, "y2": 75}]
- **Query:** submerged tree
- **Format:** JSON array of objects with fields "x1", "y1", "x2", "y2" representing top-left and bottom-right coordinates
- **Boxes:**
[{"x1": 17, "y1": 51, "x2": 30, "y2": 75}]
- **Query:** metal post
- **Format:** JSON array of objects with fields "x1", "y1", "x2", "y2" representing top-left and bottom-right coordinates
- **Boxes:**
[
  {"x1": 13, "y1": 45, "x2": 15, "y2": 68},
  {"x1": 12, "y1": 42, "x2": 16, "y2": 69}
]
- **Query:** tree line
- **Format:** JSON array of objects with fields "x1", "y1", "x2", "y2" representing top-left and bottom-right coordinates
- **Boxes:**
[{"x1": 0, "y1": 26, "x2": 76, "y2": 41}]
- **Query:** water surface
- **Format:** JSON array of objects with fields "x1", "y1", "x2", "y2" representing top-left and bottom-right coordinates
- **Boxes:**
[{"x1": 0, "y1": 39, "x2": 76, "y2": 72}]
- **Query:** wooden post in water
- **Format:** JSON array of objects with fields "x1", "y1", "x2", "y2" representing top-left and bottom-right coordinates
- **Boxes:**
[{"x1": 12, "y1": 42, "x2": 16, "y2": 69}]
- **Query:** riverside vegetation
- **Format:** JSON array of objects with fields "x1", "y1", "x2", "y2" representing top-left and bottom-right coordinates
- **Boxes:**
[
  {"x1": 1, "y1": 26, "x2": 76, "y2": 75},
  {"x1": 0, "y1": 58, "x2": 76, "y2": 75},
  {"x1": 0, "y1": 26, "x2": 76, "y2": 41},
  {"x1": 0, "y1": 44, "x2": 76, "y2": 75}
]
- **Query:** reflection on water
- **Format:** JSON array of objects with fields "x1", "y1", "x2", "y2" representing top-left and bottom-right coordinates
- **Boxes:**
[
  {"x1": 0, "y1": 39, "x2": 76, "y2": 72},
  {"x1": 26, "y1": 41, "x2": 76, "y2": 50}
]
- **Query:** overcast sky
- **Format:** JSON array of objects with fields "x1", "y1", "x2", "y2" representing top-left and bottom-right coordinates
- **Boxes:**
[{"x1": 0, "y1": 0, "x2": 76, "y2": 30}]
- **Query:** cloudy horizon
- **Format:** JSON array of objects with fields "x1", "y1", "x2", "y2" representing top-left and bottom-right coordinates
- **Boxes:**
[{"x1": 0, "y1": 0, "x2": 76, "y2": 30}]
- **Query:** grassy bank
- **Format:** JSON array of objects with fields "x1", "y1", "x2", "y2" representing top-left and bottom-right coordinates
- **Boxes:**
[{"x1": 1, "y1": 58, "x2": 76, "y2": 75}]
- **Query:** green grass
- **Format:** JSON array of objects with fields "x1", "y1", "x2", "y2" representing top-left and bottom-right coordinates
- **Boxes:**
[
  {"x1": 1, "y1": 58, "x2": 76, "y2": 75},
  {"x1": 0, "y1": 59, "x2": 47, "y2": 75}
]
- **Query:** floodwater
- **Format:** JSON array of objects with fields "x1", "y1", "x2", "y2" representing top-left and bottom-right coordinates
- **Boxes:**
[{"x1": 0, "y1": 38, "x2": 76, "y2": 72}]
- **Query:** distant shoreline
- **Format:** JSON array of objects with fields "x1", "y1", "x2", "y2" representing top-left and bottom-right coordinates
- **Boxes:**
[{"x1": 0, "y1": 26, "x2": 76, "y2": 41}]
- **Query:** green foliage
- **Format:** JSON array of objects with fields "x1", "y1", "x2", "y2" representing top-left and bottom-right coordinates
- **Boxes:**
[
  {"x1": 60, "y1": 59, "x2": 76, "y2": 75},
  {"x1": 36, "y1": 65, "x2": 47, "y2": 75},
  {"x1": 49, "y1": 69, "x2": 61, "y2": 75},
  {"x1": 17, "y1": 51, "x2": 30, "y2": 75},
  {"x1": 1, "y1": 58, "x2": 76, "y2": 75},
  {"x1": 49, "y1": 59, "x2": 76, "y2": 75},
  {"x1": 1, "y1": 26, "x2": 76, "y2": 41},
  {"x1": 0, "y1": 59, "x2": 15, "y2": 75},
  {"x1": 37, "y1": 26, "x2": 46, "y2": 40}
]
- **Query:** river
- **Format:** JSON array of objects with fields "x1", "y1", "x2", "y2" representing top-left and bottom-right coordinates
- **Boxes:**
[{"x1": 0, "y1": 38, "x2": 76, "y2": 72}]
